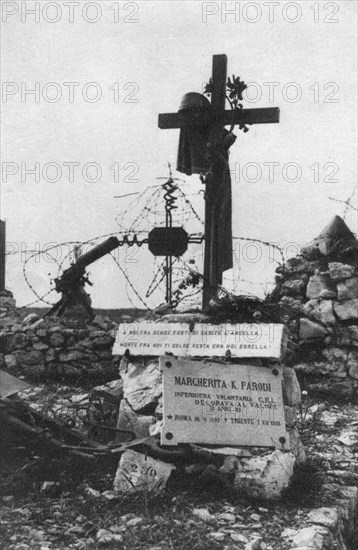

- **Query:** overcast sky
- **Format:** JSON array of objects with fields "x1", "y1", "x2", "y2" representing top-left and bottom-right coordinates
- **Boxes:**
[{"x1": 1, "y1": 0, "x2": 357, "y2": 309}]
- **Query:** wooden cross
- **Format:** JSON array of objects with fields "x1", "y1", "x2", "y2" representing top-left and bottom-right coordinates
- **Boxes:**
[
  {"x1": 158, "y1": 54, "x2": 280, "y2": 311},
  {"x1": 0, "y1": 220, "x2": 5, "y2": 292}
]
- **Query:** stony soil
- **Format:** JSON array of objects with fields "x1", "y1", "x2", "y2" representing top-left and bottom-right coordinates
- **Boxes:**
[{"x1": 1, "y1": 385, "x2": 357, "y2": 550}]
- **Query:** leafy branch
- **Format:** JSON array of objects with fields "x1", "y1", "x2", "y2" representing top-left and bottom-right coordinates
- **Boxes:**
[{"x1": 204, "y1": 74, "x2": 250, "y2": 133}]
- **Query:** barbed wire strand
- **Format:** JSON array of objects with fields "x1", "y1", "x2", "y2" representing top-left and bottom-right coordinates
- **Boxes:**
[{"x1": 18, "y1": 180, "x2": 290, "y2": 310}]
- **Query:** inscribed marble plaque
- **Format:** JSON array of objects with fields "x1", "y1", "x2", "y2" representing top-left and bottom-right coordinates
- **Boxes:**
[
  {"x1": 160, "y1": 357, "x2": 289, "y2": 449},
  {"x1": 113, "y1": 322, "x2": 286, "y2": 359}
]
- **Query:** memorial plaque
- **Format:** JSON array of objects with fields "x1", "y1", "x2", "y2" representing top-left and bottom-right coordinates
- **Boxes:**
[
  {"x1": 160, "y1": 357, "x2": 289, "y2": 449},
  {"x1": 113, "y1": 322, "x2": 286, "y2": 360}
]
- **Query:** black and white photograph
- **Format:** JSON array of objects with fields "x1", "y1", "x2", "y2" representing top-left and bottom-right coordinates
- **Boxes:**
[{"x1": 0, "y1": 1, "x2": 357, "y2": 548}]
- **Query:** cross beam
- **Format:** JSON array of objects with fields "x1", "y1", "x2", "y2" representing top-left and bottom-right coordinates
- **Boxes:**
[
  {"x1": 158, "y1": 54, "x2": 280, "y2": 311},
  {"x1": 159, "y1": 107, "x2": 280, "y2": 129}
]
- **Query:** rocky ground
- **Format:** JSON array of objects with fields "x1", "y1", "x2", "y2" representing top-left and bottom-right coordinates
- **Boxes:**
[{"x1": 0, "y1": 385, "x2": 357, "y2": 550}]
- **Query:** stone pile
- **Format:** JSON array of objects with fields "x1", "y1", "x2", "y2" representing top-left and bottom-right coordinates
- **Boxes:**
[
  {"x1": 116, "y1": 351, "x2": 305, "y2": 501},
  {"x1": 0, "y1": 314, "x2": 119, "y2": 381},
  {"x1": 271, "y1": 216, "x2": 358, "y2": 401}
]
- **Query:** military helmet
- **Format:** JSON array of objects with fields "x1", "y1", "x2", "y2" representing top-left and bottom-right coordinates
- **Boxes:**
[{"x1": 178, "y1": 92, "x2": 211, "y2": 112}]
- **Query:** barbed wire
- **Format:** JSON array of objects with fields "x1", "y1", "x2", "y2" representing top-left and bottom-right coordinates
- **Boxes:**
[
  {"x1": 18, "y1": 178, "x2": 202, "y2": 309},
  {"x1": 17, "y1": 290, "x2": 55, "y2": 311},
  {"x1": 21, "y1": 241, "x2": 81, "y2": 307},
  {"x1": 329, "y1": 185, "x2": 358, "y2": 221},
  {"x1": 109, "y1": 252, "x2": 151, "y2": 310},
  {"x1": 233, "y1": 235, "x2": 285, "y2": 265},
  {"x1": 146, "y1": 257, "x2": 168, "y2": 298},
  {"x1": 19, "y1": 232, "x2": 149, "y2": 310},
  {"x1": 17, "y1": 176, "x2": 292, "y2": 310}
]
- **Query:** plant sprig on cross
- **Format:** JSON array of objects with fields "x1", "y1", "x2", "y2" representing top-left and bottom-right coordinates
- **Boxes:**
[{"x1": 204, "y1": 75, "x2": 250, "y2": 133}]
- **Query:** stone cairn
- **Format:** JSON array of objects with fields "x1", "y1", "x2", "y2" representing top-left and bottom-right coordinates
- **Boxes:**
[
  {"x1": 270, "y1": 215, "x2": 358, "y2": 401},
  {"x1": 115, "y1": 351, "x2": 305, "y2": 500}
]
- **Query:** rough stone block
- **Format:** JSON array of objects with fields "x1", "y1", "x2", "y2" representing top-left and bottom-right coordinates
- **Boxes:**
[
  {"x1": 306, "y1": 273, "x2": 336, "y2": 300},
  {"x1": 234, "y1": 450, "x2": 296, "y2": 500},
  {"x1": 0, "y1": 297, "x2": 16, "y2": 307},
  {"x1": 278, "y1": 257, "x2": 321, "y2": 275},
  {"x1": 49, "y1": 333, "x2": 65, "y2": 347},
  {"x1": 4, "y1": 354, "x2": 17, "y2": 370},
  {"x1": 284, "y1": 405, "x2": 297, "y2": 427},
  {"x1": 290, "y1": 524, "x2": 332, "y2": 549},
  {"x1": 348, "y1": 363, "x2": 358, "y2": 380},
  {"x1": 155, "y1": 395, "x2": 163, "y2": 418},
  {"x1": 0, "y1": 290, "x2": 13, "y2": 297},
  {"x1": 10, "y1": 333, "x2": 31, "y2": 350},
  {"x1": 318, "y1": 410, "x2": 339, "y2": 427},
  {"x1": 280, "y1": 296, "x2": 303, "y2": 315},
  {"x1": 75, "y1": 337, "x2": 91, "y2": 350},
  {"x1": 92, "y1": 335, "x2": 114, "y2": 348},
  {"x1": 14, "y1": 349, "x2": 44, "y2": 367},
  {"x1": 33, "y1": 341, "x2": 49, "y2": 351},
  {"x1": 49, "y1": 326, "x2": 62, "y2": 333},
  {"x1": 89, "y1": 330, "x2": 106, "y2": 339},
  {"x1": 59, "y1": 350, "x2": 83, "y2": 362},
  {"x1": 92, "y1": 315, "x2": 109, "y2": 330},
  {"x1": 244, "y1": 538, "x2": 263, "y2": 550},
  {"x1": 302, "y1": 299, "x2": 336, "y2": 325},
  {"x1": 329, "y1": 262, "x2": 355, "y2": 281},
  {"x1": 282, "y1": 279, "x2": 305, "y2": 296},
  {"x1": 337, "y1": 277, "x2": 358, "y2": 301},
  {"x1": 45, "y1": 348, "x2": 56, "y2": 362},
  {"x1": 149, "y1": 420, "x2": 163, "y2": 437},
  {"x1": 113, "y1": 450, "x2": 175, "y2": 495},
  {"x1": 347, "y1": 349, "x2": 358, "y2": 367},
  {"x1": 337, "y1": 430, "x2": 358, "y2": 447},
  {"x1": 283, "y1": 367, "x2": 302, "y2": 406},
  {"x1": 333, "y1": 299, "x2": 358, "y2": 321},
  {"x1": 299, "y1": 319, "x2": 327, "y2": 340},
  {"x1": 306, "y1": 507, "x2": 339, "y2": 530},
  {"x1": 347, "y1": 325, "x2": 358, "y2": 344},
  {"x1": 122, "y1": 360, "x2": 162, "y2": 412}
]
